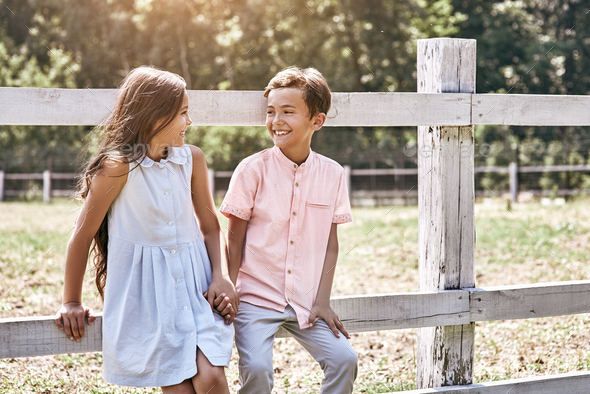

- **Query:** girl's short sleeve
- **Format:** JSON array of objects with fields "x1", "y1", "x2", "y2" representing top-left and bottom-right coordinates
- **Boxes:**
[
  {"x1": 220, "y1": 161, "x2": 258, "y2": 221},
  {"x1": 333, "y1": 167, "x2": 353, "y2": 224}
]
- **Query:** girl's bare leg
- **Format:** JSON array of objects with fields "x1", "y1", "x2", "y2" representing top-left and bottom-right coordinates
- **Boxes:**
[
  {"x1": 191, "y1": 348, "x2": 230, "y2": 394},
  {"x1": 162, "y1": 379, "x2": 196, "y2": 394}
]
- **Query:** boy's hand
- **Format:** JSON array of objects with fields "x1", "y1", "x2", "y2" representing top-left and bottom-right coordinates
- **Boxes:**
[
  {"x1": 54, "y1": 302, "x2": 96, "y2": 342},
  {"x1": 309, "y1": 302, "x2": 350, "y2": 339},
  {"x1": 204, "y1": 276, "x2": 239, "y2": 325}
]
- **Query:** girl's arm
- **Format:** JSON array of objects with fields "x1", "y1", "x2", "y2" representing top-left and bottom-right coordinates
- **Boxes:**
[
  {"x1": 308, "y1": 223, "x2": 350, "y2": 339},
  {"x1": 189, "y1": 145, "x2": 238, "y2": 323},
  {"x1": 54, "y1": 159, "x2": 128, "y2": 342}
]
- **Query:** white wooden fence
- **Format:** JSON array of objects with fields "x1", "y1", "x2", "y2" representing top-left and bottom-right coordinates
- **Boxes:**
[{"x1": 2, "y1": 37, "x2": 590, "y2": 393}]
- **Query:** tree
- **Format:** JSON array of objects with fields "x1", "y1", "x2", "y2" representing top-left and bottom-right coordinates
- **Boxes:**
[
  {"x1": 0, "y1": 0, "x2": 464, "y2": 174},
  {"x1": 0, "y1": 37, "x2": 87, "y2": 174},
  {"x1": 451, "y1": 0, "x2": 590, "y2": 192}
]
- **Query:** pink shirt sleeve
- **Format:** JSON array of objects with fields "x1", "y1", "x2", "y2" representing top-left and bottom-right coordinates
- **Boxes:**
[
  {"x1": 332, "y1": 168, "x2": 353, "y2": 224},
  {"x1": 219, "y1": 161, "x2": 258, "y2": 221}
]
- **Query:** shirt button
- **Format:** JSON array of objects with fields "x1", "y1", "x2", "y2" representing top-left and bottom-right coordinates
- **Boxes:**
[
  {"x1": 290, "y1": 240, "x2": 294, "y2": 245},
  {"x1": 171, "y1": 249, "x2": 176, "y2": 254},
  {"x1": 176, "y1": 278, "x2": 182, "y2": 283},
  {"x1": 288, "y1": 270, "x2": 292, "y2": 274},
  {"x1": 293, "y1": 164, "x2": 297, "y2": 169},
  {"x1": 190, "y1": 332, "x2": 195, "y2": 336},
  {"x1": 164, "y1": 191, "x2": 170, "y2": 196},
  {"x1": 168, "y1": 221, "x2": 173, "y2": 226},
  {"x1": 183, "y1": 306, "x2": 188, "y2": 311},
  {"x1": 292, "y1": 212, "x2": 297, "y2": 216},
  {"x1": 295, "y1": 182, "x2": 299, "y2": 187}
]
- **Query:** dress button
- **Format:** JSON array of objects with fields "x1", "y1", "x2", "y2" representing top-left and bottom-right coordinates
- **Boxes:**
[
  {"x1": 290, "y1": 240, "x2": 294, "y2": 245},
  {"x1": 176, "y1": 278, "x2": 182, "y2": 283},
  {"x1": 168, "y1": 221, "x2": 173, "y2": 226},
  {"x1": 171, "y1": 249, "x2": 176, "y2": 254},
  {"x1": 183, "y1": 306, "x2": 188, "y2": 311}
]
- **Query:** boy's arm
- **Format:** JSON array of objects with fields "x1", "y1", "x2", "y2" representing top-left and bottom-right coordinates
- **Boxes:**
[
  {"x1": 309, "y1": 223, "x2": 350, "y2": 339},
  {"x1": 189, "y1": 146, "x2": 238, "y2": 323},
  {"x1": 227, "y1": 215, "x2": 248, "y2": 285}
]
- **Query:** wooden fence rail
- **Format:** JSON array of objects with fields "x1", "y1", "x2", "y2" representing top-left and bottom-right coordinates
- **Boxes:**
[
  {"x1": 2, "y1": 37, "x2": 590, "y2": 393},
  {"x1": 2, "y1": 88, "x2": 590, "y2": 127},
  {"x1": 403, "y1": 372, "x2": 590, "y2": 394},
  {"x1": 2, "y1": 280, "x2": 589, "y2": 359}
]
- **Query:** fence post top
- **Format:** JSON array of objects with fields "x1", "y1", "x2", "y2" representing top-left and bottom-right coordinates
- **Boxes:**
[{"x1": 417, "y1": 37, "x2": 476, "y2": 43}]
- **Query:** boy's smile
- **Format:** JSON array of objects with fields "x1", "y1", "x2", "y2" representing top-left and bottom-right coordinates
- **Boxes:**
[{"x1": 266, "y1": 87, "x2": 326, "y2": 165}]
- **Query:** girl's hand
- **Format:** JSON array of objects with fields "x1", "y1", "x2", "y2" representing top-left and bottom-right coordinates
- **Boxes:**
[
  {"x1": 208, "y1": 293, "x2": 236, "y2": 324},
  {"x1": 54, "y1": 302, "x2": 97, "y2": 342},
  {"x1": 308, "y1": 302, "x2": 350, "y2": 339},
  {"x1": 203, "y1": 276, "x2": 239, "y2": 324}
]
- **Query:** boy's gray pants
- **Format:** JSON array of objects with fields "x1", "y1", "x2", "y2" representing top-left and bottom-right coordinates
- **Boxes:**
[{"x1": 234, "y1": 301, "x2": 358, "y2": 394}]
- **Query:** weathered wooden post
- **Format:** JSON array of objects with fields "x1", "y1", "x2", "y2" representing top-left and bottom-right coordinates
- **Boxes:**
[
  {"x1": 343, "y1": 165, "x2": 352, "y2": 202},
  {"x1": 0, "y1": 170, "x2": 4, "y2": 202},
  {"x1": 416, "y1": 38, "x2": 476, "y2": 388},
  {"x1": 43, "y1": 170, "x2": 51, "y2": 203},
  {"x1": 509, "y1": 162, "x2": 518, "y2": 203}
]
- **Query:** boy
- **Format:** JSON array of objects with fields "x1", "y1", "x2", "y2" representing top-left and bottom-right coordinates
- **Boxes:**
[{"x1": 220, "y1": 66, "x2": 358, "y2": 393}]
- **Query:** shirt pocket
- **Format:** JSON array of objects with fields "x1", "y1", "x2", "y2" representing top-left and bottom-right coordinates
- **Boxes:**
[{"x1": 306, "y1": 202, "x2": 331, "y2": 209}]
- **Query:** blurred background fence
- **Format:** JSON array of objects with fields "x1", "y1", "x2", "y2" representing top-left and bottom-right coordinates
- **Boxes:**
[{"x1": 3, "y1": 163, "x2": 590, "y2": 205}]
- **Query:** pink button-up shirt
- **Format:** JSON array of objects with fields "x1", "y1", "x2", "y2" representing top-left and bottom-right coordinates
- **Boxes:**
[{"x1": 220, "y1": 146, "x2": 352, "y2": 328}]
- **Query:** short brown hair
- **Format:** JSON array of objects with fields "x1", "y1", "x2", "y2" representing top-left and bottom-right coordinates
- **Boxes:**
[{"x1": 264, "y1": 66, "x2": 331, "y2": 119}]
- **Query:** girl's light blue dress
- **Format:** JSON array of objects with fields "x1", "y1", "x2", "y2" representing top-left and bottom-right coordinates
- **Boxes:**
[{"x1": 102, "y1": 146, "x2": 233, "y2": 387}]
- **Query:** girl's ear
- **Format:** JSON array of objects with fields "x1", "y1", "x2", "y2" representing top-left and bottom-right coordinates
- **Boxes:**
[{"x1": 312, "y1": 113, "x2": 327, "y2": 130}]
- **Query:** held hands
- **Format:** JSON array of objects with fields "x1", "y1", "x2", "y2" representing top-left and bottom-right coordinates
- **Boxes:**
[
  {"x1": 54, "y1": 302, "x2": 97, "y2": 342},
  {"x1": 203, "y1": 276, "x2": 239, "y2": 325},
  {"x1": 308, "y1": 302, "x2": 350, "y2": 339}
]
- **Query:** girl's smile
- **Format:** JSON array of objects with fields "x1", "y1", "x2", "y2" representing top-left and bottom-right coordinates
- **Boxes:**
[{"x1": 149, "y1": 91, "x2": 191, "y2": 160}]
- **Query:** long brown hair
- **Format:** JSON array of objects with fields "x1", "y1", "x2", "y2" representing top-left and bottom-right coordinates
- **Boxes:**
[{"x1": 76, "y1": 66, "x2": 187, "y2": 300}]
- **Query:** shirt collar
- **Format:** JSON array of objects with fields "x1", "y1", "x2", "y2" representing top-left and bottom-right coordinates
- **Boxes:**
[
  {"x1": 139, "y1": 146, "x2": 188, "y2": 168},
  {"x1": 272, "y1": 145, "x2": 315, "y2": 171}
]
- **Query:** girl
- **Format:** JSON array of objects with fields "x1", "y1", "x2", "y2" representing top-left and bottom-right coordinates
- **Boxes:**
[{"x1": 54, "y1": 66, "x2": 237, "y2": 394}]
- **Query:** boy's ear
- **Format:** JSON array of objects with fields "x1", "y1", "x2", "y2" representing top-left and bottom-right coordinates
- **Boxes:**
[{"x1": 312, "y1": 113, "x2": 327, "y2": 131}]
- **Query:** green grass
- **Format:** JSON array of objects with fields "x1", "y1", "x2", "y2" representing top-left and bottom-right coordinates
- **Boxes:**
[{"x1": 1, "y1": 197, "x2": 590, "y2": 392}]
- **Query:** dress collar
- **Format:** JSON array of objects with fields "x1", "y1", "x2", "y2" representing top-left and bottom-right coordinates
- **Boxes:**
[
  {"x1": 272, "y1": 145, "x2": 315, "y2": 171},
  {"x1": 139, "y1": 146, "x2": 189, "y2": 168}
]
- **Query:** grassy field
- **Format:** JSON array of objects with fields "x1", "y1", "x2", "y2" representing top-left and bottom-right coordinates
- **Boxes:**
[{"x1": 1, "y1": 197, "x2": 590, "y2": 393}]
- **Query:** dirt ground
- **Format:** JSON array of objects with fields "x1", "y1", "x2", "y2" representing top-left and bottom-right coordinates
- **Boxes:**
[{"x1": 1, "y1": 199, "x2": 589, "y2": 393}]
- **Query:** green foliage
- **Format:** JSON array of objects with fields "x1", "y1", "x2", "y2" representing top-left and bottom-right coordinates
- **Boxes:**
[
  {"x1": 451, "y1": 0, "x2": 590, "y2": 193},
  {"x1": 1, "y1": 0, "x2": 590, "y2": 192},
  {"x1": 0, "y1": 42, "x2": 77, "y2": 88},
  {"x1": 0, "y1": 31, "x2": 88, "y2": 174},
  {"x1": 1, "y1": 0, "x2": 463, "y2": 173},
  {"x1": 185, "y1": 126, "x2": 272, "y2": 170}
]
